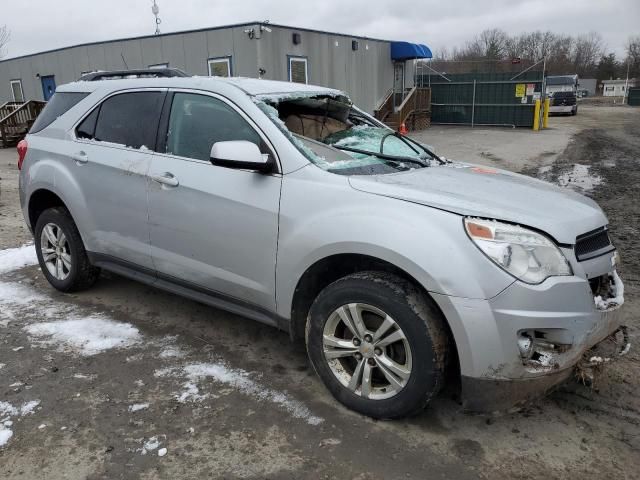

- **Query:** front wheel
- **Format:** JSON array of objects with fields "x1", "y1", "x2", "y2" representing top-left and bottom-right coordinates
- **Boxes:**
[{"x1": 306, "y1": 272, "x2": 449, "y2": 419}]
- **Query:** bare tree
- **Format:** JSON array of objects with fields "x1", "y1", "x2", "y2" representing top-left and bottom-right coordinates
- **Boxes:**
[
  {"x1": 0, "y1": 25, "x2": 10, "y2": 59},
  {"x1": 571, "y1": 32, "x2": 603, "y2": 76},
  {"x1": 459, "y1": 29, "x2": 509, "y2": 60},
  {"x1": 438, "y1": 28, "x2": 607, "y2": 77},
  {"x1": 626, "y1": 35, "x2": 640, "y2": 78},
  {"x1": 477, "y1": 29, "x2": 509, "y2": 60}
]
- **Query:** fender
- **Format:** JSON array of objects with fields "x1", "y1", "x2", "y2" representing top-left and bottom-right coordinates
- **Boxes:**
[{"x1": 275, "y1": 165, "x2": 516, "y2": 320}]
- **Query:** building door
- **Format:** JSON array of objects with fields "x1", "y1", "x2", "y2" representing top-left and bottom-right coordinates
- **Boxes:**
[
  {"x1": 41, "y1": 76, "x2": 56, "y2": 101},
  {"x1": 393, "y1": 62, "x2": 405, "y2": 109}
]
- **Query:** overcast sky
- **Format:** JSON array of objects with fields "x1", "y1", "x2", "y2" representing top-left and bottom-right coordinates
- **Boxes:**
[{"x1": 2, "y1": 0, "x2": 638, "y2": 60}]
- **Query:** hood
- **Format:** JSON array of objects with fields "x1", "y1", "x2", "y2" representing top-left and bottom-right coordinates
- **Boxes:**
[{"x1": 348, "y1": 163, "x2": 607, "y2": 244}]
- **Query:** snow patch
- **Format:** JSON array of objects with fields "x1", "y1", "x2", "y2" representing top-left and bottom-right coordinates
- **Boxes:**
[
  {"x1": 175, "y1": 381, "x2": 212, "y2": 403},
  {"x1": 556, "y1": 164, "x2": 602, "y2": 192},
  {"x1": 139, "y1": 435, "x2": 165, "y2": 455},
  {"x1": 159, "y1": 346, "x2": 186, "y2": 359},
  {"x1": 25, "y1": 316, "x2": 141, "y2": 356},
  {"x1": 0, "y1": 427, "x2": 13, "y2": 447},
  {"x1": 181, "y1": 362, "x2": 323, "y2": 425},
  {"x1": 0, "y1": 244, "x2": 38, "y2": 274},
  {"x1": 0, "y1": 402, "x2": 18, "y2": 417},
  {"x1": 128, "y1": 403, "x2": 149, "y2": 413},
  {"x1": 0, "y1": 399, "x2": 41, "y2": 448},
  {"x1": 20, "y1": 400, "x2": 40, "y2": 416}
]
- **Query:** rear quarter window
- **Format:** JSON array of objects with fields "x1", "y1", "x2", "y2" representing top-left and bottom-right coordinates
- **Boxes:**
[{"x1": 30, "y1": 92, "x2": 89, "y2": 134}]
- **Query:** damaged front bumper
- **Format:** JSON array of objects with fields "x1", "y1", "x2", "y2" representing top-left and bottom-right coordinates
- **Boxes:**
[
  {"x1": 461, "y1": 325, "x2": 630, "y2": 412},
  {"x1": 433, "y1": 262, "x2": 629, "y2": 413}
]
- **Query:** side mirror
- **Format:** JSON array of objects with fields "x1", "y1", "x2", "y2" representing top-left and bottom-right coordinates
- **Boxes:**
[{"x1": 210, "y1": 141, "x2": 273, "y2": 173}]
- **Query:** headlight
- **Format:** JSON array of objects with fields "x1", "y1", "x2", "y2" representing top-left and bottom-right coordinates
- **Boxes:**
[{"x1": 464, "y1": 218, "x2": 572, "y2": 284}]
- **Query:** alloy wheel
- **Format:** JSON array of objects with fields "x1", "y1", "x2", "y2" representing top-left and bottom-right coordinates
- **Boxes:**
[
  {"x1": 40, "y1": 222, "x2": 72, "y2": 281},
  {"x1": 322, "y1": 303, "x2": 412, "y2": 400}
]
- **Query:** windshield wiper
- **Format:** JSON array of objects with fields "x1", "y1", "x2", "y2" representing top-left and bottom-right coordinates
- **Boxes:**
[
  {"x1": 332, "y1": 145, "x2": 430, "y2": 168},
  {"x1": 398, "y1": 133, "x2": 444, "y2": 164}
]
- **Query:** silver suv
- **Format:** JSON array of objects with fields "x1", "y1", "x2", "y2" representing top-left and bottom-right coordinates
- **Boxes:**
[{"x1": 18, "y1": 75, "x2": 626, "y2": 418}]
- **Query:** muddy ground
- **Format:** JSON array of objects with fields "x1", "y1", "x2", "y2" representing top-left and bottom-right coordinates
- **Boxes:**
[{"x1": 0, "y1": 105, "x2": 638, "y2": 479}]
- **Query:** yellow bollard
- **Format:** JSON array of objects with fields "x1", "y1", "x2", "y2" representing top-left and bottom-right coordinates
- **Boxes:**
[
  {"x1": 533, "y1": 99, "x2": 541, "y2": 131},
  {"x1": 543, "y1": 98, "x2": 550, "y2": 129}
]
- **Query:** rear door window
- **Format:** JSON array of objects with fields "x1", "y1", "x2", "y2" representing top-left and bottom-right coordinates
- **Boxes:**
[
  {"x1": 30, "y1": 92, "x2": 89, "y2": 133},
  {"x1": 85, "y1": 91, "x2": 165, "y2": 149}
]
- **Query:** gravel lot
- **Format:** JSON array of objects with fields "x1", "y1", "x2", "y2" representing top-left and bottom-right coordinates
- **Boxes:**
[{"x1": 0, "y1": 105, "x2": 638, "y2": 479}]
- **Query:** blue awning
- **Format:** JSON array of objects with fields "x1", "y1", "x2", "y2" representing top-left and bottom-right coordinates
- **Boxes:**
[{"x1": 390, "y1": 42, "x2": 433, "y2": 61}]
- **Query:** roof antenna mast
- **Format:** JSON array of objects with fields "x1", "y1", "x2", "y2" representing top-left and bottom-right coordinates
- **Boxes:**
[{"x1": 151, "y1": 0, "x2": 161, "y2": 35}]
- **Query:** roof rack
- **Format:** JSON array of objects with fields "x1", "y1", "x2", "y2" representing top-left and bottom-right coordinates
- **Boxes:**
[{"x1": 79, "y1": 68, "x2": 190, "y2": 81}]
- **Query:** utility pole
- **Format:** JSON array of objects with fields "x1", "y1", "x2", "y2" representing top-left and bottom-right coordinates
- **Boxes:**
[{"x1": 623, "y1": 60, "x2": 630, "y2": 103}]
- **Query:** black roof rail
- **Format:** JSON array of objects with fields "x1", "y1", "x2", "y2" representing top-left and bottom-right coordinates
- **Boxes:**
[{"x1": 79, "y1": 68, "x2": 190, "y2": 81}]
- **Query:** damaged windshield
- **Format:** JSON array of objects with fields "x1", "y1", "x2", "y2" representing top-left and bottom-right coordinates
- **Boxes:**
[{"x1": 255, "y1": 94, "x2": 442, "y2": 175}]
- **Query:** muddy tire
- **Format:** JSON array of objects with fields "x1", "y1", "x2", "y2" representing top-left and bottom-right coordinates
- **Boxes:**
[
  {"x1": 306, "y1": 271, "x2": 448, "y2": 419},
  {"x1": 34, "y1": 207, "x2": 100, "y2": 292}
]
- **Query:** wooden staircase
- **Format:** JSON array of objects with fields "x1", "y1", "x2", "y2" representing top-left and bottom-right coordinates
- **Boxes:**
[
  {"x1": 0, "y1": 100, "x2": 47, "y2": 147},
  {"x1": 374, "y1": 87, "x2": 431, "y2": 132}
]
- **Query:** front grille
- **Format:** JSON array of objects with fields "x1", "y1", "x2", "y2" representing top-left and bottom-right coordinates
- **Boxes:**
[
  {"x1": 575, "y1": 227, "x2": 613, "y2": 261},
  {"x1": 553, "y1": 97, "x2": 576, "y2": 106}
]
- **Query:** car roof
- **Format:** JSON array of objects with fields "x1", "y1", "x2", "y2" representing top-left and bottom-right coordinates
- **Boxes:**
[{"x1": 57, "y1": 76, "x2": 346, "y2": 99}]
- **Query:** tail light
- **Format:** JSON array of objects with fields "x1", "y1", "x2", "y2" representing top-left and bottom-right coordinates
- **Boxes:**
[{"x1": 17, "y1": 139, "x2": 28, "y2": 170}]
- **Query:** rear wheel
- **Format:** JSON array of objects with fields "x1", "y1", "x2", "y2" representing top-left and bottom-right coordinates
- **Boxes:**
[
  {"x1": 306, "y1": 271, "x2": 448, "y2": 419},
  {"x1": 35, "y1": 207, "x2": 100, "y2": 292}
]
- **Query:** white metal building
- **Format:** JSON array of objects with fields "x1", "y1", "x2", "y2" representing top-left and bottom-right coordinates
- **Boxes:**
[{"x1": 601, "y1": 78, "x2": 638, "y2": 97}]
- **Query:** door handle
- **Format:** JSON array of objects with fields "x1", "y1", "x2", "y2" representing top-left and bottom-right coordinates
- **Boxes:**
[
  {"x1": 151, "y1": 172, "x2": 179, "y2": 187},
  {"x1": 72, "y1": 151, "x2": 88, "y2": 164}
]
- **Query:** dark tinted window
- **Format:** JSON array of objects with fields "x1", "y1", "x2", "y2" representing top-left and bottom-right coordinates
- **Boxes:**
[
  {"x1": 76, "y1": 107, "x2": 99, "y2": 139},
  {"x1": 93, "y1": 92, "x2": 164, "y2": 149},
  {"x1": 30, "y1": 92, "x2": 89, "y2": 133},
  {"x1": 165, "y1": 93, "x2": 262, "y2": 161}
]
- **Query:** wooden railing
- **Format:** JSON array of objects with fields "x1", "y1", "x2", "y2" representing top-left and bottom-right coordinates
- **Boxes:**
[
  {"x1": 0, "y1": 101, "x2": 24, "y2": 120},
  {"x1": 375, "y1": 87, "x2": 431, "y2": 130},
  {"x1": 374, "y1": 89, "x2": 394, "y2": 122},
  {"x1": 0, "y1": 100, "x2": 47, "y2": 147}
]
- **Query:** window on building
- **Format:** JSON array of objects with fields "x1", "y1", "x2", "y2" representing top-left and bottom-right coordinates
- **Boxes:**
[
  {"x1": 288, "y1": 57, "x2": 308, "y2": 84},
  {"x1": 208, "y1": 57, "x2": 232, "y2": 77},
  {"x1": 605, "y1": 86, "x2": 614, "y2": 91},
  {"x1": 148, "y1": 63, "x2": 169, "y2": 69},
  {"x1": 165, "y1": 92, "x2": 262, "y2": 161},
  {"x1": 80, "y1": 91, "x2": 165, "y2": 149},
  {"x1": 10, "y1": 80, "x2": 24, "y2": 102}
]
